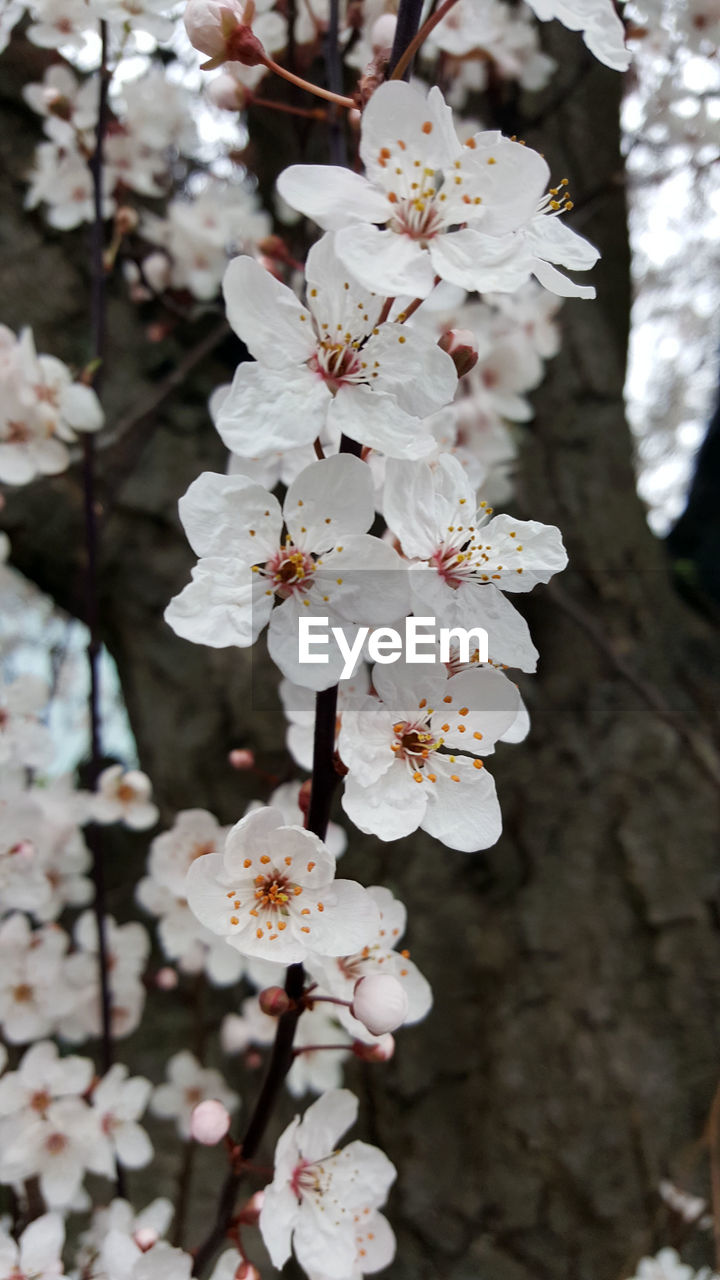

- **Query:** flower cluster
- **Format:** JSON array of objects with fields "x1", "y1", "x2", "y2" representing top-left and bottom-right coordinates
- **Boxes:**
[{"x1": 0, "y1": 327, "x2": 103, "y2": 485}]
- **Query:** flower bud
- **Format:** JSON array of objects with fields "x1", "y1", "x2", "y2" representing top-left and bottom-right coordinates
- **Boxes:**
[
  {"x1": 155, "y1": 966, "x2": 179, "y2": 990},
  {"x1": 134, "y1": 1227, "x2": 159, "y2": 1252},
  {"x1": 229, "y1": 748, "x2": 255, "y2": 770},
  {"x1": 371, "y1": 13, "x2": 396, "y2": 51},
  {"x1": 258, "y1": 986, "x2": 291, "y2": 1017},
  {"x1": 207, "y1": 74, "x2": 247, "y2": 110},
  {"x1": 184, "y1": 0, "x2": 267, "y2": 68},
  {"x1": 352, "y1": 1033, "x2": 395, "y2": 1062},
  {"x1": 351, "y1": 974, "x2": 409, "y2": 1035},
  {"x1": 438, "y1": 328, "x2": 479, "y2": 378},
  {"x1": 190, "y1": 1099, "x2": 232, "y2": 1145}
]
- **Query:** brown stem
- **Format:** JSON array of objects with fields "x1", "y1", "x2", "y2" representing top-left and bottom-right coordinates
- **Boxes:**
[
  {"x1": 708, "y1": 1082, "x2": 720, "y2": 1269},
  {"x1": 251, "y1": 94, "x2": 327, "y2": 120},
  {"x1": 265, "y1": 56, "x2": 355, "y2": 108}
]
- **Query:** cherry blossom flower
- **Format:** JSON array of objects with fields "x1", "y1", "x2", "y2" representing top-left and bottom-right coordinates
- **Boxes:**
[
  {"x1": 339, "y1": 662, "x2": 521, "y2": 850},
  {"x1": 91, "y1": 1064, "x2": 154, "y2": 1169},
  {"x1": 305, "y1": 1209, "x2": 396, "y2": 1280},
  {"x1": 150, "y1": 1050, "x2": 239, "y2": 1140},
  {"x1": 215, "y1": 232, "x2": 458, "y2": 459},
  {"x1": 0, "y1": 327, "x2": 104, "y2": 484},
  {"x1": 91, "y1": 765, "x2": 159, "y2": 830},
  {"x1": 259, "y1": 1089, "x2": 396, "y2": 1279},
  {"x1": 142, "y1": 179, "x2": 271, "y2": 301},
  {"x1": 0, "y1": 1213, "x2": 65, "y2": 1280},
  {"x1": 307, "y1": 886, "x2": 432, "y2": 1041},
  {"x1": 62, "y1": 912, "x2": 149, "y2": 1042},
  {"x1": 136, "y1": 808, "x2": 246, "y2": 984},
  {"x1": 523, "y1": 0, "x2": 631, "y2": 70},
  {"x1": 0, "y1": 914, "x2": 76, "y2": 1043},
  {"x1": 383, "y1": 453, "x2": 568, "y2": 671},
  {"x1": 186, "y1": 807, "x2": 379, "y2": 963},
  {"x1": 0, "y1": 1094, "x2": 113, "y2": 1208},
  {"x1": 246, "y1": 783, "x2": 347, "y2": 860},
  {"x1": 0, "y1": 1040, "x2": 93, "y2": 1122},
  {"x1": 278, "y1": 81, "x2": 596, "y2": 300},
  {"x1": 77, "y1": 1197, "x2": 175, "y2": 1280},
  {"x1": 164, "y1": 453, "x2": 409, "y2": 690}
]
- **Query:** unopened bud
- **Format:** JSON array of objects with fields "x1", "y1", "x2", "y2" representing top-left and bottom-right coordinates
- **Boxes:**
[
  {"x1": 352, "y1": 1033, "x2": 395, "y2": 1062},
  {"x1": 134, "y1": 1227, "x2": 158, "y2": 1252},
  {"x1": 351, "y1": 974, "x2": 408, "y2": 1035},
  {"x1": 371, "y1": 13, "x2": 396, "y2": 51},
  {"x1": 258, "y1": 986, "x2": 291, "y2": 1016},
  {"x1": 237, "y1": 1190, "x2": 265, "y2": 1226},
  {"x1": 190, "y1": 1099, "x2": 232, "y2": 1145},
  {"x1": 184, "y1": 0, "x2": 268, "y2": 68},
  {"x1": 229, "y1": 748, "x2": 255, "y2": 770},
  {"x1": 438, "y1": 328, "x2": 479, "y2": 378},
  {"x1": 207, "y1": 73, "x2": 247, "y2": 110},
  {"x1": 155, "y1": 966, "x2": 179, "y2": 990}
]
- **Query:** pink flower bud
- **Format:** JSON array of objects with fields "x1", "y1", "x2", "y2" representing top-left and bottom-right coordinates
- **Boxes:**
[
  {"x1": 352, "y1": 1033, "x2": 395, "y2": 1062},
  {"x1": 229, "y1": 748, "x2": 255, "y2": 770},
  {"x1": 438, "y1": 328, "x2": 480, "y2": 378},
  {"x1": 184, "y1": 0, "x2": 267, "y2": 68},
  {"x1": 258, "y1": 986, "x2": 290, "y2": 1016},
  {"x1": 207, "y1": 73, "x2": 247, "y2": 110},
  {"x1": 134, "y1": 1227, "x2": 159, "y2": 1253},
  {"x1": 190, "y1": 1099, "x2": 232, "y2": 1145},
  {"x1": 351, "y1": 974, "x2": 409, "y2": 1035},
  {"x1": 371, "y1": 13, "x2": 396, "y2": 50},
  {"x1": 155, "y1": 966, "x2": 179, "y2": 990}
]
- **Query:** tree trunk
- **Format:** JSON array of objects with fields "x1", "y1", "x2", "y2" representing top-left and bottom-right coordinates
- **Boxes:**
[{"x1": 3, "y1": 26, "x2": 720, "y2": 1280}]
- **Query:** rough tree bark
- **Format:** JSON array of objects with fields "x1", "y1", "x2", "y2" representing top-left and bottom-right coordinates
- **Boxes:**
[{"x1": 2, "y1": 23, "x2": 720, "y2": 1280}]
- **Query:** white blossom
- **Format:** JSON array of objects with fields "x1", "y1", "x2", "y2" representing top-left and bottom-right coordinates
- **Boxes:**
[
  {"x1": 215, "y1": 232, "x2": 458, "y2": 459},
  {"x1": 165, "y1": 454, "x2": 409, "y2": 689},
  {"x1": 150, "y1": 1050, "x2": 239, "y2": 1140},
  {"x1": 185, "y1": 806, "x2": 379, "y2": 963},
  {"x1": 260, "y1": 1089, "x2": 396, "y2": 1279}
]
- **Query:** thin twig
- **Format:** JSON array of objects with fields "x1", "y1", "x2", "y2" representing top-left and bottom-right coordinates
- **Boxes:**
[
  {"x1": 389, "y1": 0, "x2": 460, "y2": 81},
  {"x1": 85, "y1": 17, "x2": 115, "y2": 1080}
]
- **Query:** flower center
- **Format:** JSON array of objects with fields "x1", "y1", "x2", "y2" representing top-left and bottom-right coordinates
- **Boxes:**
[
  {"x1": 266, "y1": 546, "x2": 314, "y2": 597},
  {"x1": 254, "y1": 873, "x2": 291, "y2": 912},
  {"x1": 309, "y1": 341, "x2": 364, "y2": 393},
  {"x1": 389, "y1": 195, "x2": 444, "y2": 243}
]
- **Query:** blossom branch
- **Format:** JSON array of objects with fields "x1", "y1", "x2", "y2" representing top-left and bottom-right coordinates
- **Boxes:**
[
  {"x1": 389, "y1": 0, "x2": 461, "y2": 82},
  {"x1": 84, "y1": 18, "x2": 115, "y2": 1089}
]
